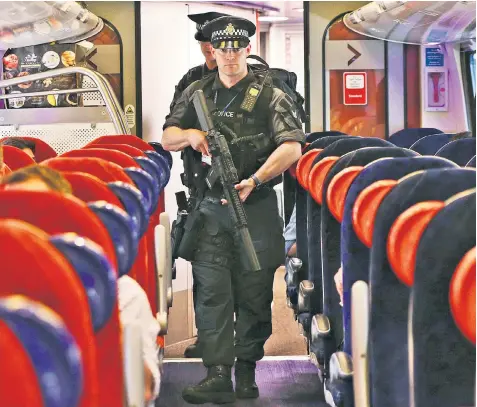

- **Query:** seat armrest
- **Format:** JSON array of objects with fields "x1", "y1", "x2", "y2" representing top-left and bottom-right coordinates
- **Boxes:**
[
  {"x1": 298, "y1": 280, "x2": 314, "y2": 313},
  {"x1": 154, "y1": 225, "x2": 168, "y2": 334},
  {"x1": 330, "y1": 351, "x2": 353, "y2": 381},
  {"x1": 123, "y1": 322, "x2": 145, "y2": 407}
]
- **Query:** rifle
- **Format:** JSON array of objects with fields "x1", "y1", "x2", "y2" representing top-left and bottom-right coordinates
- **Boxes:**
[{"x1": 191, "y1": 89, "x2": 261, "y2": 272}]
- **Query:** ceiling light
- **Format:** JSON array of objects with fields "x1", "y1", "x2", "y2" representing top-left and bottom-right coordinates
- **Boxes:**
[{"x1": 258, "y1": 16, "x2": 289, "y2": 22}]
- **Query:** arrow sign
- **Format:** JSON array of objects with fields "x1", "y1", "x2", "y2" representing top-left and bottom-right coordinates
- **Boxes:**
[{"x1": 347, "y1": 44, "x2": 362, "y2": 66}]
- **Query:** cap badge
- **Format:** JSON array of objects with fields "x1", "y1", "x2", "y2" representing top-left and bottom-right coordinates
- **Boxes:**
[{"x1": 225, "y1": 23, "x2": 235, "y2": 34}]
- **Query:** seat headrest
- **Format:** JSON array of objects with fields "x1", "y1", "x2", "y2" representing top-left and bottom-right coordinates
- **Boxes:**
[
  {"x1": 13, "y1": 137, "x2": 57, "y2": 162},
  {"x1": 88, "y1": 135, "x2": 154, "y2": 151},
  {"x1": 327, "y1": 166, "x2": 364, "y2": 222},
  {"x1": 296, "y1": 149, "x2": 323, "y2": 190},
  {"x1": 309, "y1": 156, "x2": 340, "y2": 204},
  {"x1": 87, "y1": 201, "x2": 138, "y2": 277},
  {"x1": 143, "y1": 151, "x2": 171, "y2": 188},
  {"x1": 389, "y1": 127, "x2": 443, "y2": 148},
  {"x1": 0, "y1": 295, "x2": 83, "y2": 407},
  {"x1": 50, "y1": 233, "x2": 117, "y2": 332},
  {"x1": 149, "y1": 142, "x2": 173, "y2": 168},
  {"x1": 62, "y1": 148, "x2": 140, "y2": 169},
  {"x1": 2, "y1": 145, "x2": 36, "y2": 170},
  {"x1": 450, "y1": 247, "x2": 476, "y2": 345},
  {"x1": 124, "y1": 168, "x2": 156, "y2": 216},
  {"x1": 436, "y1": 138, "x2": 477, "y2": 166},
  {"x1": 107, "y1": 182, "x2": 148, "y2": 237},
  {"x1": 409, "y1": 133, "x2": 454, "y2": 155},
  {"x1": 84, "y1": 143, "x2": 146, "y2": 157},
  {"x1": 466, "y1": 155, "x2": 476, "y2": 168}
]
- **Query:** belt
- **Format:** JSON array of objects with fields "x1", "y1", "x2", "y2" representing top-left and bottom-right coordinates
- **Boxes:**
[
  {"x1": 203, "y1": 196, "x2": 222, "y2": 205},
  {"x1": 203, "y1": 187, "x2": 272, "y2": 205}
]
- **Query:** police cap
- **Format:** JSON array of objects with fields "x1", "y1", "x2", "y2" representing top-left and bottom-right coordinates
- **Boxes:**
[
  {"x1": 188, "y1": 12, "x2": 230, "y2": 42},
  {"x1": 202, "y1": 16, "x2": 256, "y2": 49}
]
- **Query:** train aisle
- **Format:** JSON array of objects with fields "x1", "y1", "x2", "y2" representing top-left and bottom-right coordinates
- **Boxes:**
[{"x1": 158, "y1": 357, "x2": 327, "y2": 406}]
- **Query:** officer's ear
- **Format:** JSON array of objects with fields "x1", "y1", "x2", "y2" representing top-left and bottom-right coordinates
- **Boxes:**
[
  {"x1": 211, "y1": 47, "x2": 217, "y2": 58},
  {"x1": 245, "y1": 44, "x2": 252, "y2": 56}
]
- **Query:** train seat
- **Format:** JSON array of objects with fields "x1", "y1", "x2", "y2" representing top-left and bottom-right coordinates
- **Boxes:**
[
  {"x1": 466, "y1": 155, "x2": 476, "y2": 168},
  {"x1": 0, "y1": 295, "x2": 83, "y2": 407},
  {"x1": 3, "y1": 136, "x2": 58, "y2": 162},
  {"x1": 409, "y1": 133, "x2": 455, "y2": 155},
  {"x1": 0, "y1": 219, "x2": 99, "y2": 407},
  {"x1": 0, "y1": 191, "x2": 124, "y2": 407},
  {"x1": 411, "y1": 190, "x2": 476, "y2": 407},
  {"x1": 2, "y1": 145, "x2": 35, "y2": 170},
  {"x1": 365, "y1": 169, "x2": 475, "y2": 407},
  {"x1": 435, "y1": 138, "x2": 477, "y2": 166},
  {"x1": 388, "y1": 127, "x2": 443, "y2": 148}
]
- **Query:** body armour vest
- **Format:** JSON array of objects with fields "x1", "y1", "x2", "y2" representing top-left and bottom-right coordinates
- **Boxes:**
[{"x1": 183, "y1": 74, "x2": 278, "y2": 197}]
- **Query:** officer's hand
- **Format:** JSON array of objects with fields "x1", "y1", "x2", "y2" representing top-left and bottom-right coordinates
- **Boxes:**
[
  {"x1": 187, "y1": 129, "x2": 209, "y2": 156},
  {"x1": 221, "y1": 178, "x2": 255, "y2": 205}
]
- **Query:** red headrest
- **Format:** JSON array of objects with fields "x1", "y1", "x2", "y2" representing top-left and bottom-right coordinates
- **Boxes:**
[
  {"x1": 450, "y1": 247, "x2": 476, "y2": 345},
  {"x1": 61, "y1": 171, "x2": 124, "y2": 209},
  {"x1": 327, "y1": 166, "x2": 364, "y2": 222},
  {"x1": 7, "y1": 137, "x2": 57, "y2": 162},
  {"x1": 0, "y1": 219, "x2": 99, "y2": 407},
  {"x1": 1, "y1": 163, "x2": 12, "y2": 177},
  {"x1": 296, "y1": 149, "x2": 323, "y2": 190},
  {"x1": 88, "y1": 135, "x2": 154, "y2": 151},
  {"x1": 0, "y1": 321, "x2": 43, "y2": 407},
  {"x1": 84, "y1": 143, "x2": 146, "y2": 157},
  {"x1": 387, "y1": 201, "x2": 445, "y2": 286},
  {"x1": 352, "y1": 180, "x2": 397, "y2": 248},
  {"x1": 62, "y1": 149, "x2": 141, "y2": 169},
  {"x1": 308, "y1": 156, "x2": 340, "y2": 204},
  {"x1": 2, "y1": 145, "x2": 35, "y2": 170},
  {"x1": 42, "y1": 157, "x2": 134, "y2": 184}
]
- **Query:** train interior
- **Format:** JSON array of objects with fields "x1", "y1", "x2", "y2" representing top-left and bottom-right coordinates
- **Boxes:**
[{"x1": 0, "y1": 1, "x2": 475, "y2": 407}]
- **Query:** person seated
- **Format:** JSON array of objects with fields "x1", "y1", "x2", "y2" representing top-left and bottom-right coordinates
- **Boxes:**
[
  {"x1": 334, "y1": 267, "x2": 343, "y2": 307},
  {"x1": 451, "y1": 131, "x2": 472, "y2": 140},
  {"x1": 283, "y1": 204, "x2": 297, "y2": 257},
  {"x1": 0, "y1": 165, "x2": 161, "y2": 404},
  {"x1": 1, "y1": 137, "x2": 36, "y2": 160}
]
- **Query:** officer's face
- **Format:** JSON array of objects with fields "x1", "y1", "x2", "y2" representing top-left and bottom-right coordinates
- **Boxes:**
[
  {"x1": 212, "y1": 44, "x2": 251, "y2": 78},
  {"x1": 199, "y1": 41, "x2": 215, "y2": 64}
]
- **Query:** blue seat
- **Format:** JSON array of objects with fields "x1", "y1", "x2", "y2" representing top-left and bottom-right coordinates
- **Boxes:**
[
  {"x1": 50, "y1": 233, "x2": 117, "y2": 332},
  {"x1": 435, "y1": 138, "x2": 477, "y2": 166},
  {"x1": 368, "y1": 168, "x2": 476, "y2": 407},
  {"x1": 148, "y1": 142, "x2": 173, "y2": 169},
  {"x1": 134, "y1": 157, "x2": 161, "y2": 213},
  {"x1": 466, "y1": 155, "x2": 476, "y2": 167},
  {"x1": 341, "y1": 157, "x2": 458, "y2": 356},
  {"x1": 124, "y1": 167, "x2": 156, "y2": 216},
  {"x1": 0, "y1": 296, "x2": 83, "y2": 407},
  {"x1": 108, "y1": 181, "x2": 149, "y2": 237},
  {"x1": 410, "y1": 133, "x2": 455, "y2": 155},
  {"x1": 144, "y1": 151, "x2": 171, "y2": 189},
  {"x1": 411, "y1": 190, "x2": 476, "y2": 407},
  {"x1": 306, "y1": 130, "x2": 346, "y2": 144},
  {"x1": 87, "y1": 201, "x2": 137, "y2": 277},
  {"x1": 389, "y1": 127, "x2": 443, "y2": 147}
]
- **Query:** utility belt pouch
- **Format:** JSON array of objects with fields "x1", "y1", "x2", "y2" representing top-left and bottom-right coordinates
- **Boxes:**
[
  {"x1": 171, "y1": 210, "x2": 188, "y2": 261},
  {"x1": 176, "y1": 209, "x2": 204, "y2": 261}
]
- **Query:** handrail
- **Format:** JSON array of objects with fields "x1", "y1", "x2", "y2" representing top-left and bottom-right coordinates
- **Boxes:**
[{"x1": 0, "y1": 66, "x2": 130, "y2": 135}]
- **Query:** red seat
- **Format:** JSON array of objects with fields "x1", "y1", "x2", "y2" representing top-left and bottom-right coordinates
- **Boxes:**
[
  {"x1": 2, "y1": 145, "x2": 35, "y2": 170},
  {"x1": 0, "y1": 192, "x2": 123, "y2": 407},
  {"x1": 88, "y1": 135, "x2": 154, "y2": 151},
  {"x1": 0, "y1": 219, "x2": 99, "y2": 407},
  {"x1": 3, "y1": 136, "x2": 57, "y2": 162},
  {"x1": 62, "y1": 148, "x2": 142, "y2": 170},
  {"x1": 84, "y1": 143, "x2": 147, "y2": 157}
]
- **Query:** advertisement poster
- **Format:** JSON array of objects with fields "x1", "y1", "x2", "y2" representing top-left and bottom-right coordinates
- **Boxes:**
[{"x1": 2, "y1": 44, "x2": 79, "y2": 109}]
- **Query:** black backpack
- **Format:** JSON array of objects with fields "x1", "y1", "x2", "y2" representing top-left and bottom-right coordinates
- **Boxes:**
[{"x1": 247, "y1": 55, "x2": 307, "y2": 124}]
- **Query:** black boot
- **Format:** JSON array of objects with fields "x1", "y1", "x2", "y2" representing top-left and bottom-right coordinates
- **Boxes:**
[
  {"x1": 184, "y1": 339, "x2": 203, "y2": 358},
  {"x1": 182, "y1": 365, "x2": 236, "y2": 404},
  {"x1": 235, "y1": 360, "x2": 259, "y2": 399}
]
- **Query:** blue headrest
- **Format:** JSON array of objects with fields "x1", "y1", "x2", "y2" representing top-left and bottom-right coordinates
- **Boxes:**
[
  {"x1": 409, "y1": 133, "x2": 454, "y2": 155},
  {"x1": 50, "y1": 233, "x2": 117, "y2": 332},
  {"x1": 306, "y1": 130, "x2": 347, "y2": 143},
  {"x1": 435, "y1": 138, "x2": 477, "y2": 166},
  {"x1": 303, "y1": 135, "x2": 353, "y2": 154},
  {"x1": 148, "y1": 142, "x2": 173, "y2": 169},
  {"x1": 341, "y1": 156, "x2": 458, "y2": 355},
  {"x1": 0, "y1": 296, "x2": 83, "y2": 407},
  {"x1": 124, "y1": 168, "x2": 155, "y2": 216},
  {"x1": 87, "y1": 201, "x2": 138, "y2": 277},
  {"x1": 108, "y1": 181, "x2": 148, "y2": 237},
  {"x1": 466, "y1": 155, "x2": 476, "y2": 168},
  {"x1": 144, "y1": 151, "x2": 171, "y2": 189},
  {"x1": 389, "y1": 128, "x2": 443, "y2": 147},
  {"x1": 412, "y1": 191, "x2": 475, "y2": 407},
  {"x1": 368, "y1": 168, "x2": 475, "y2": 407},
  {"x1": 133, "y1": 158, "x2": 161, "y2": 212}
]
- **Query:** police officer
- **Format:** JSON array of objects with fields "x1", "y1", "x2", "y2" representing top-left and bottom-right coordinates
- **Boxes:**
[
  {"x1": 162, "y1": 16, "x2": 305, "y2": 404},
  {"x1": 166, "y1": 11, "x2": 229, "y2": 121}
]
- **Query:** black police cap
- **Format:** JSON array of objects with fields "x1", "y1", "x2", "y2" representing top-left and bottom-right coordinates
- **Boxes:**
[
  {"x1": 202, "y1": 16, "x2": 256, "y2": 49},
  {"x1": 188, "y1": 12, "x2": 230, "y2": 42}
]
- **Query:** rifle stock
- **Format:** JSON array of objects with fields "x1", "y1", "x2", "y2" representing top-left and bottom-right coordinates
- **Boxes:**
[{"x1": 191, "y1": 89, "x2": 261, "y2": 272}]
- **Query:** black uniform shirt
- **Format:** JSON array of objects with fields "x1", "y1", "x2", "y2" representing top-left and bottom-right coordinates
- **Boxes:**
[
  {"x1": 163, "y1": 68, "x2": 306, "y2": 148},
  {"x1": 165, "y1": 63, "x2": 217, "y2": 121}
]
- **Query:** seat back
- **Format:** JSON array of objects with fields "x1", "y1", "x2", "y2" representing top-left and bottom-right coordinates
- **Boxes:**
[
  {"x1": 435, "y1": 138, "x2": 477, "y2": 166},
  {"x1": 2, "y1": 145, "x2": 36, "y2": 170},
  {"x1": 367, "y1": 169, "x2": 476, "y2": 407},
  {"x1": 0, "y1": 192, "x2": 124, "y2": 407},
  {"x1": 0, "y1": 219, "x2": 99, "y2": 407},
  {"x1": 409, "y1": 133, "x2": 454, "y2": 155},
  {"x1": 412, "y1": 191, "x2": 476, "y2": 407},
  {"x1": 388, "y1": 127, "x2": 443, "y2": 147},
  {"x1": 340, "y1": 157, "x2": 458, "y2": 354},
  {"x1": 0, "y1": 296, "x2": 83, "y2": 407}
]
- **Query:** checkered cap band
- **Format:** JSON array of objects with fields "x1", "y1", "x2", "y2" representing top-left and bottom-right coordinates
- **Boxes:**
[{"x1": 211, "y1": 28, "x2": 249, "y2": 42}]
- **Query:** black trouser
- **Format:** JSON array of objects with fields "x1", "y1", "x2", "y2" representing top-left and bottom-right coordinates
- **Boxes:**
[{"x1": 191, "y1": 192, "x2": 284, "y2": 367}]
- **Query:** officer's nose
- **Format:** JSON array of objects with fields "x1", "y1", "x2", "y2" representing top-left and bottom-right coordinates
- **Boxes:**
[{"x1": 224, "y1": 50, "x2": 236, "y2": 60}]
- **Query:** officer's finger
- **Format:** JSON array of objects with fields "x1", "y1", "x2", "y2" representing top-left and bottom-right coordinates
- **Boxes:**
[{"x1": 221, "y1": 199, "x2": 228, "y2": 205}]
